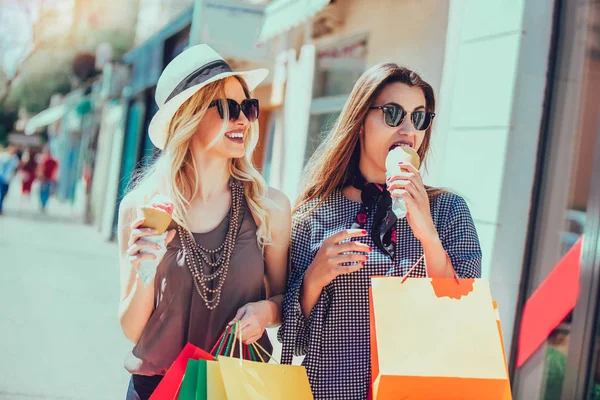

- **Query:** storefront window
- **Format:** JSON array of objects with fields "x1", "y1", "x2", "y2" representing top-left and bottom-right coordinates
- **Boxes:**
[
  {"x1": 537, "y1": 1, "x2": 600, "y2": 398},
  {"x1": 304, "y1": 35, "x2": 367, "y2": 163},
  {"x1": 314, "y1": 69, "x2": 363, "y2": 98},
  {"x1": 582, "y1": 2, "x2": 600, "y2": 397},
  {"x1": 512, "y1": 1, "x2": 600, "y2": 398},
  {"x1": 543, "y1": 315, "x2": 573, "y2": 399}
]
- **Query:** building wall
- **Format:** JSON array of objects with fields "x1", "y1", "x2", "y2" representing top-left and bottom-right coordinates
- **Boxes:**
[
  {"x1": 315, "y1": 0, "x2": 449, "y2": 96},
  {"x1": 71, "y1": 0, "x2": 139, "y2": 52},
  {"x1": 325, "y1": 0, "x2": 552, "y2": 358},
  {"x1": 90, "y1": 101, "x2": 123, "y2": 229},
  {"x1": 265, "y1": 0, "x2": 555, "y2": 362},
  {"x1": 428, "y1": 0, "x2": 555, "y2": 359},
  {"x1": 269, "y1": 0, "x2": 451, "y2": 199},
  {"x1": 134, "y1": 0, "x2": 194, "y2": 47}
]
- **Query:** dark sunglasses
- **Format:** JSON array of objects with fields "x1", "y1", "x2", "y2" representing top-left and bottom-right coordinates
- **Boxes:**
[
  {"x1": 369, "y1": 103, "x2": 435, "y2": 131},
  {"x1": 209, "y1": 98, "x2": 259, "y2": 122}
]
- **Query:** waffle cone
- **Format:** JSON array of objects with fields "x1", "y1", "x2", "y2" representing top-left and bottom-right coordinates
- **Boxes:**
[
  {"x1": 399, "y1": 146, "x2": 421, "y2": 169},
  {"x1": 141, "y1": 207, "x2": 172, "y2": 234}
]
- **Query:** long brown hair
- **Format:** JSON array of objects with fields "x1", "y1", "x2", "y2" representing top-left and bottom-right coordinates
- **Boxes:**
[{"x1": 295, "y1": 62, "x2": 444, "y2": 216}]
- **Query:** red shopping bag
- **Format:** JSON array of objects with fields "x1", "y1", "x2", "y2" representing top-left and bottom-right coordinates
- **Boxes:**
[{"x1": 149, "y1": 343, "x2": 213, "y2": 400}]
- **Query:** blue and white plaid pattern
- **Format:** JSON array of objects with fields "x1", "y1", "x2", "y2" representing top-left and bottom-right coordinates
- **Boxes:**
[{"x1": 278, "y1": 190, "x2": 482, "y2": 399}]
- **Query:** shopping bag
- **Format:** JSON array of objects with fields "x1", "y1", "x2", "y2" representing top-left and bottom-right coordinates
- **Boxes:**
[
  {"x1": 206, "y1": 360, "x2": 227, "y2": 400},
  {"x1": 493, "y1": 302, "x2": 513, "y2": 400},
  {"x1": 217, "y1": 322, "x2": 314, "y2": 399},
  {"x1": 176, "y1": 353, "x2": 232, "y2": 399},
  {"x1": 150, "y1": 343, "x2": 213, "y2": 400},
  {"x1": 218, "y1": 356, "x2": 313, "y2": 399},
  {"x1": 370, "y1": 269, "x2": 511, "y2": 400},
  {"x1": 151, "y1": 324, "x2": 264, "y2": 399},
  {"x1": 177, "y1": 359, "x2": 200, "y2": 400}
]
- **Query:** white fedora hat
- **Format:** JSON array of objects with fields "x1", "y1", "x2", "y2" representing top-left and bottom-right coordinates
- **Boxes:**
[{"x1": 148, "y1": 44, "x2": 269, "y2": 150}]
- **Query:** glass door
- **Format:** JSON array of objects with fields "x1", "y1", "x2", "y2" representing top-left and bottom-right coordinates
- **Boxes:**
[{"x1": 512, "y1": 0, "x2": 600, "y2": 398}]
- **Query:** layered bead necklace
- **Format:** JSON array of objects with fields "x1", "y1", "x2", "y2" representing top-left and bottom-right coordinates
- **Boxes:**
[{"x1": 178, "y1": 180, "x2": 243, "y2": 310}]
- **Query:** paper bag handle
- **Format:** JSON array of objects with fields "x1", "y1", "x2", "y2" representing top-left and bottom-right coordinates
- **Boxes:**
[
  {"x1": 400, "y1": 252, "x2": 459, "y2": 284},
  {"x1": 211, "y1": 325, "x2": 240, "y2": 360},
  {"x1": 229, "y1": 321, "x2": 280, "y2": 364},
  {"x1": 210, "y1": 326, "x2": 230, "y2": 356}
]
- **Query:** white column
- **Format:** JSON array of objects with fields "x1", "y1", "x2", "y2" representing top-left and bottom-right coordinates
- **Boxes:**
[
  {"x1": 280, "y1": 44, "x2": 316, "y2": 202},
  {"x1": 432, "y1": 0, "x2": 555, "y2": 359},
  {"x1": 190, "y1": 0, "x2": 204, "y2": 46}
]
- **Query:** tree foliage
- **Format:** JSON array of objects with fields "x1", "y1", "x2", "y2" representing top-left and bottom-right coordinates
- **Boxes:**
[{"x1": 0, "y1": 0, "x2": 137, "y2": 115}]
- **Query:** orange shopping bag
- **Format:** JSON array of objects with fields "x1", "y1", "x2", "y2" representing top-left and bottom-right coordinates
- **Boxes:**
[{"x1": 369, "y1": 263, "x2": 511, "y2": 400}]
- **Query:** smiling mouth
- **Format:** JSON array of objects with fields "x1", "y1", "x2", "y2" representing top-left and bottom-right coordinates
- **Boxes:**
[{"x1": 225, "y1": 131, "x2": 244, "y2": 144}]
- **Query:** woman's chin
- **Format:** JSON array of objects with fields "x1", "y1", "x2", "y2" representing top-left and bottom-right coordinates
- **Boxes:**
[{"x1": 227, "y1": 149, "x2": 246, "y2": 160}]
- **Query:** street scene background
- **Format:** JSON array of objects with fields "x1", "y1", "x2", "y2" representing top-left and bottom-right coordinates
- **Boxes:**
[
  {"x1": 1, "y1": 0, "x2": 600, "y2": 399},
  {"x1": 0, "y1": 182, "x2": 131, "y2": 399}
]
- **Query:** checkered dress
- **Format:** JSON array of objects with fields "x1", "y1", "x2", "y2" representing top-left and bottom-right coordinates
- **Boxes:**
[{"x1": 278, "y1": 189, "x2": 482, "y2": 400}]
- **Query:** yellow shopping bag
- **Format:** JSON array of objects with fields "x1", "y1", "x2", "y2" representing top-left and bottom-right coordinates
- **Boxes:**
[
  {"x1": 206, "y1": 360, "x2": 227, "y2": 400},
  {"x1": 216, "y1": 323, "x2": 314, "y2": 399},
  {"x1": 370, "y1": 265, "x2": 511, "y2": 400}
]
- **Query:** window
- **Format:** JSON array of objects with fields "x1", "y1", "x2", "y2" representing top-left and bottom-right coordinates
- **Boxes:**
[{"x1": 303, "y1": 34, "x2": 367, "y2": 163}]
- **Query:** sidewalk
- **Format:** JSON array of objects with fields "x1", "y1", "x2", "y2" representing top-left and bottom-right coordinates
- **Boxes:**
[{"x1": 0, "y1": 182, "x2": 131, "y2": 399}]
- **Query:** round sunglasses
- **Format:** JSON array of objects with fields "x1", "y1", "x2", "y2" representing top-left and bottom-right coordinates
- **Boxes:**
[
  {"x1": 209, "y1": 98, "x2": 259, "y2": 122},
  {"x1": 369, "y1": 103, "x2": 435, "y2": 131}
]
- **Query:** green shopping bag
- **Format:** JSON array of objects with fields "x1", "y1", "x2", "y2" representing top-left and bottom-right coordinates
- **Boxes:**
[
  {"x1": 177, "y1": 358, "x2": 209, "y2": 400},
  {"x1": 176, "y1": 323, "x2": 244, "y2": 400}
]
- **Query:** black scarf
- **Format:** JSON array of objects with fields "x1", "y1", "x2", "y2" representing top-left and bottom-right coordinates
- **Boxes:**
[{"x1": 349, "y1": 172, "x2": 397, "y2": 259}]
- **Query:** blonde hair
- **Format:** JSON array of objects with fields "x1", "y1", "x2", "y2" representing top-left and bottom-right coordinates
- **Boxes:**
[
  {"x1": 128, "y1": 76, "x2": 273, "y2": 250},
  {"x1": 295, "y1": 63, "x2": 445, "y2": 217}
]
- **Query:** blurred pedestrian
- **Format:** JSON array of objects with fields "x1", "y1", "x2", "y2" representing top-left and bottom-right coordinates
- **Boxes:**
[
  {"x1": 0, "y1": 145, "x2": 20, "y2": 215},
  {"x1": 19, "y1": 149, "x2": 38, "y2": 198},
  {"x1": 37, "y1": 145, "x2": 59, "y2": 212}
]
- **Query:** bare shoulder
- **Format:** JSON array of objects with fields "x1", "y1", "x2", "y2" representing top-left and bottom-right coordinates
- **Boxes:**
[
  {"x1": 266, "y1": 187, "x2": 291, "y2": 214},
  {"x1": 117, "y1": 191, "x2": 145, "y2": 238},
  {"x1": 266, "y1": 187, "x2": 291, "y2": 242}
]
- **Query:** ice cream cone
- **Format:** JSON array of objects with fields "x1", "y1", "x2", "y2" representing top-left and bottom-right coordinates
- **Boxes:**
[
  {"x1": 386, "y1": 146, "x2": 422, "y2": 219},
  {"x1": 141, "y1": 207, "x2": 172, "y2": 235},
  {"x1": 398, "y1": 146, "x2": 421, "y2": 169}
]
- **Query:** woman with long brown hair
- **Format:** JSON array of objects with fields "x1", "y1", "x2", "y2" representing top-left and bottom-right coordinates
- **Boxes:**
[
  {"x1": 279, "y1": 63, "x2": 482, "y2": 398},
  {"x1": 119, "y1": 45, "x2": 290, "y2": 399}
]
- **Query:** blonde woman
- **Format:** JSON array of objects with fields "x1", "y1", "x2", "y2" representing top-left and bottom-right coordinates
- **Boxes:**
[
  {"x1": 118, "y1": 45, "x2": 290, "y2": 400},
  {"x1": 279, "y1": 63, "x2": 482, "y2": 399}
]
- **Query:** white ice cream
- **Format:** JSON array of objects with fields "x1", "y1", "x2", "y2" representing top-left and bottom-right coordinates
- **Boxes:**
[{"x1": 385, "y1": 147, "x2": 415, "y2": 219}]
